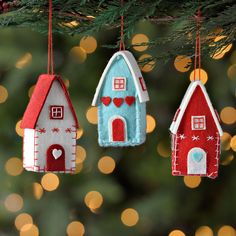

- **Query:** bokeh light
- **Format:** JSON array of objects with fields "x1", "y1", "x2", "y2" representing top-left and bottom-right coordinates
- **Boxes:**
[
  {"x1": 230, "y1": 135, "x2": 236, "y2": 152},
  {"x1": 75, "y1": 163, "x2": 83, "y2": 174},
  {"x1": 218, "y1": 225, "x2": 235, "y2": 236},
  {"x1": 183, "y1": 176, "x2": 201, "y2": 188},
  {"x1": 227, "y1": 64, "x2": 236, "y2": 80},
  {"x1": 190, "y1": 68, "x2": 208, "y2": 84},
  {"x1": 221, "y1": 132, "x2": 232, "y2": 150},
  {"x1": 33, "y1": 182, "x2": 43, "y2": 200},
  {"x1": 67, "y1": 221, "x2": 85, "y2": 236},
  {"x1": 132, "y1": 34, "x2": 149, "y2": 52},
  {"x1": 15, "y1": 213, "x2": 33, "y2": 231},
  {"x1": 84, "y1": 191, "x2": 103, "y2": 210},
  {"x1": 174, "y1": 55, "x2": 192, "y2": 72},
  {"x1": 220, "y1": 107, "x2": 236, "y2": 125},
  {"x1": 139, "y1": 54, "x2": 155, "y2": 73},
  {"x1": 76, "y1": 145, "x2": 86, "y2": 164},
  {"x1": 15, "y1": 53, "x2": 32, "y2": 69},
  {"x1": 211, "y1": 44, "x2": 232, "y2": 60},
  {"x1": 195, "y1": 226, "x2": 213, "y2": 236},
  {"x1": 41, "y1": 173, "x2": 59, "y2": 191},
  {"x1": 5, "y1": 157, "x2": 23, "y2": 176},
  {"x1": 221, "y1": 154, "x2": 234, "y2": 166},
  {"x1": 146, "y1": 114, "x2": 156, "y2": 133},
  {"x1": 62, "y1": 20, "x2": 79, "y2": 28},
  {"x1": 16, "y1": 120, "x2": 24, "y2": 137},
  {"x1": 121, "y1": 208, "x2": 139, "y2": 227},
  {"x1": 0, "y1": 85, "x2": 8, "y2": 103},
  {"x1": 63, "y1": 79, "x2": 70, "y2": 88},
  {"x1": 169, "y1": 230, "x2": 186, "y2": 236},
  {"x1": 157, "y1": 141, "x2": 171, "y2": 158},
  {"x1": 28, "y1": 85, "x2": 35, "y2": 98},
  {"x1": 4, "y1": 193, "x2": 24, "y2": 212},
  {"x1": 80, "y1": 36, "x2": 97, "y2": 54},
  {"x1": 70, "y1": 46, "x2": 87, "y2": 64},
  {"x1": 20, "y1": 224, "x2": 39, "y2": 236},
  {"x1": 98, "y1": 156, "x2": 116, "y2": 174},
  {"x1": 86, "y1": 106, "x2": 98, "y2": 124},
  {"x1": 77, "y1": 128, "x2": 84, "y2": 139}
]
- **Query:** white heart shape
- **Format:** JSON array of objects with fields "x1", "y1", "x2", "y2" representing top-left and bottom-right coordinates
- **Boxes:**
[{"x1": 52, "y1": 149, "x2": 62, "y2": 159}]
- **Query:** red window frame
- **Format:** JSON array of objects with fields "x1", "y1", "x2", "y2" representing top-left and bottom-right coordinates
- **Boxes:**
[
  {"x1": 50, "y1": 106, "x2": 64, "y2": 120},
  {"x1": 191, "y1": 116, "x2": 206, "y2": 130},
  {"x1": 113, "y1": 77, "x2": 126, "y2": 91},
  {"x1": 139, "y1": 77, "x2": 147, "y2": 91}
]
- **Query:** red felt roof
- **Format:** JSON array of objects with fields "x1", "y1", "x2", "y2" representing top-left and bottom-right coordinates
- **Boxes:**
[{"x1": 21, "y1": 74, "x2": 79, "y2": 129}]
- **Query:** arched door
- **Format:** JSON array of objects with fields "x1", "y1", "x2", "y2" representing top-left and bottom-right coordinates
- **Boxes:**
[
  {"x1": 46, "y1": 144, "x2": 65, "y2": 171},
  {"x1": 111, "y1": 117, "x2": 126, "y2": 142},
  {"x1": 187, "y1": 147, "x2": 207, "y2": 175}
]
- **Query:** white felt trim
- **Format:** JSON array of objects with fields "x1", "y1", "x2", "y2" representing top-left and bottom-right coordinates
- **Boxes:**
[
  {"x1": 92, "y1": 50, "x2": 149, "y2": 106},
  {"x1": 191, "y1": 116, "x2": 206, "y2": 130},
  {"x1": 169, "y1": 81, "x2": 223, "y2": 136},
  {"x1": 108, "y1": 115, "x2": 127, "y2": 142},
  {"x1": 187, "y1": 147, "x2": 207, "y2": 175}
]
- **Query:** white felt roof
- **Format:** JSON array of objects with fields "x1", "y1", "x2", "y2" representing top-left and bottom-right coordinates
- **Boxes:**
[
  {"x1": 169, "y1": 80, "x2": 223, "y2": 136},
  {"x1": 92, "y1": 50, "x2": 149, "y2": 106}
]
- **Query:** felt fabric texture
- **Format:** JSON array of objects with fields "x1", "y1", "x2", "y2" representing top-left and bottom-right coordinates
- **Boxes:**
[
  {"x1": 125, "y1": 96, "x2": 135, "y2": 106},
  {"x1": 96, "y1": 52, "x2": 147, "y2": 147},
  {"x1": 101, "y1": 97, "x2": 111, "y2": 106},
  {"x1": 46, "y1": 144, "x2": 65, "y2": 171},
  {"x1": 111, "y1": 118, "x2": 125, "y2": 141},
  {"x1": 170, "y1": 85, "x2": 222, "y2": 179}
]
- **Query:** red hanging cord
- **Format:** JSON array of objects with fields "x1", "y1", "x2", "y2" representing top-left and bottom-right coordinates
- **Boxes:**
[
  {"x1": 193, "y1": 8, "x2": 201, "y2": 81},
  {"x1": 119, "y1": 0, "x2": 125, "y2": 51},
  {"x1": 47, "y1": 0, "x2": 54, "y2": 75}
]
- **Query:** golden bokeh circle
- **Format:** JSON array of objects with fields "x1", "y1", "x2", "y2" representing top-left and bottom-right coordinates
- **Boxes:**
[
  {"x1": 218, "y1": 225, "x2": 235, "y2": 236},
  {"x1": 132, "y1": 34, "x2": 149, "y2": 52},
  {"x1": 139, "y1": 54, "x2": 155, "y2": 73},
  {"x1": 169, "y1": 230, "x2": 186, "y2": 236},
  {"x1": 157, "y1": 142, "x2": 171, "y2": 158},
  {"x1": 86, "y1": 106, "x2": 98, "y2": 124},
  {"x1": 121, "y1": 208, "x2": 139, "y2": 227},
  {"x1": 98, "y1": 156, "x2": 116, "y2": 174},
  {"x1": 28, "y1": 85, "x2": 35, "y2": 98},
  {"x1": 70, "y1": 46, "x2": 87, "y2": 64},
  {"x1": 84, "y1": 191, "x2": 103, "y2": 210},
  {"x1": 20, "y1": 224, "x2": 39, "y2": 236},
  {"x1": 5, "y1": 157, "x2": 23, "y2": 176},
  {"x1": 0, "y1": 85, "x2": 8, "y2": 103},
  {"x1": 4, "y1": 193, "x2": 24, "y2": 212},
  {"x1": 15, "y1": 213, "x2": 33, "y2": 231},
  {"x1": 221, "y1": 132, "x2": 232, "y2": 151},
  {"x1": 77, "y1": 128, "x2": 84, "y2": 139},
  {"x1": 15, "y1": 53, "x2": 32, "y2": 69},
  {"x1": 195, "y1": 226, "x2": 213, "y2": 236},
  {"x1": 174, "y1": 55, "x2": 192, "y2": 72},
  {"x1": 33, "y1": 182, "x2": 44, "y2": 200},
  {"x1": 221, "y1": 154, "x2": 234, "y2": 166},
  {"x1": 80, "y1": 36, "x2": 97, "y2": 54},
  {"x1": 146, "y1": 114, "x2": 156, "y2": 133},
  {"x1": 67, "y1": 221, "x2": 85, "y2": 236},
  {"x1": 230, "y1": 135, "x2": 236, "y2": 152},
  {"x1": 76, "y1": 145, "x2": 87, "y2": 164},
  {"x1": 183, "y1": 176, "x2": 201, "y2": 188},
  {"x1": 41, "y1": 173, "x2": 59, "y2": 191},
  {"x1": 16, "y1": 120, "x2": 24, "y2": 137},
  {"x1": 227, "y1": 64, "x2": 236, "y2": 80},
  {"x1": 220, "y1": 107, "x2": 236, "y2": 125},
  {"x1": 190, "y1": 69, "x2": 208, "y2": 84}
]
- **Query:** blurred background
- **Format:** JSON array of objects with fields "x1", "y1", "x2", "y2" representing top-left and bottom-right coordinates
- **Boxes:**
[{"x1": 0, "y1": 20, "x2": 235, "y2": 236}]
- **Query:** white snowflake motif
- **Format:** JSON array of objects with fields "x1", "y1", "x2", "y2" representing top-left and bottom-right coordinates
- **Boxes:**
[
  {"x1": 207, "y1": 136, "x2": 214, "y2": 141},
  {"x1": 179, "y1": 134, "x2": 186, "y2": 140},
  {"x1": 192, "y1": 135, "x2": 200, "y2": 141}
]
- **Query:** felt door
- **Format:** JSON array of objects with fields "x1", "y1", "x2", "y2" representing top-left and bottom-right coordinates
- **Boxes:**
[
  {"x1": 187, "y1": 147, "x2": 206, "y2": 175},
  {"x1": 46, "y1": 144, "x2": 65, "y2": 171},
  {"x1": 111, "y1": 117, "x2": 126, "y2": 142}
]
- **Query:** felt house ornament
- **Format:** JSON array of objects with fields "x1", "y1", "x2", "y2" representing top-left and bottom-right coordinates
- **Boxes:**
[
  {"x1": 92, "y1": 50, "x2": 149, "y2": 147},
  {"x1": 169, "y1": 80, "x2": 223, "y2": 179},
  {"x1": 21, "y1": 74, "x2": 79, "y2": 173}
]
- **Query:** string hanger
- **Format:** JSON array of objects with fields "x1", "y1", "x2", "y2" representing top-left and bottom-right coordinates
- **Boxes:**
[
  {"x1": 47, "y1": 0, "x2": 54, "y2": 75},
  {"x1": 119, "y1": 0, "x2": 125, "y2": 51},
  {"x1": 193, "y1": 6, "x2": 202, "y2": 81}
]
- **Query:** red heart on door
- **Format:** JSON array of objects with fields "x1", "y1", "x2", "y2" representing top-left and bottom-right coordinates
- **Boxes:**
[
  {"x1": 125, "y1": 96, "x2": 135, "y2": 106},
  {"x1": 113, "y1": 98, "x2": 123, "y2": 107},
  {"x1": 101, "y1": 97, "x2": 111, "y2": 106}
]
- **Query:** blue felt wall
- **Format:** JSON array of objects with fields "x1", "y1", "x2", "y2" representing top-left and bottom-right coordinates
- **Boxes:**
[{"x1": 97, "y1": 54, "x2": 147, "y2": 147}]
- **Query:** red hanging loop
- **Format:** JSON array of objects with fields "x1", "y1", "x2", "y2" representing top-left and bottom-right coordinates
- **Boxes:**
[
  {"x1": 47, "y1": 0, "x2": 54, "y2": 75},
  {"x1": 119, "y1": 0, "x2": 125, "y2": 51}
]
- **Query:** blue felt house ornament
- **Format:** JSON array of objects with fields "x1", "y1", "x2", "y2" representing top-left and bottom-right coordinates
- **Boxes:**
[{"x1": 92, "y1": 50, "x2": 149, "y2": 147}]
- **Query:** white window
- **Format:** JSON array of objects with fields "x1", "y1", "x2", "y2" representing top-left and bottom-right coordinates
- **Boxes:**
[
  {"x1": 50, "y1": 106, "x2": 64, "y2": 119},
  {"x1": 191, "y1": 116, "x2": 206, "y2": 130},
  {"x1": 113, "y1": 77, "x2": 126, "y2": 91}
]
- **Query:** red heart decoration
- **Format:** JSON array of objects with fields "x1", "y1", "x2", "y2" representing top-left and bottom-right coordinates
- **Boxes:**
[
  {"x1": 113, "y1": 98, "x2": 123, "y2": 107},
  {"x1": 125, "y1": 96, "x2": 135, "y2": 106},
  {"x1": 101, "y1": 97, "x2": 111, "y2": 106}
]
